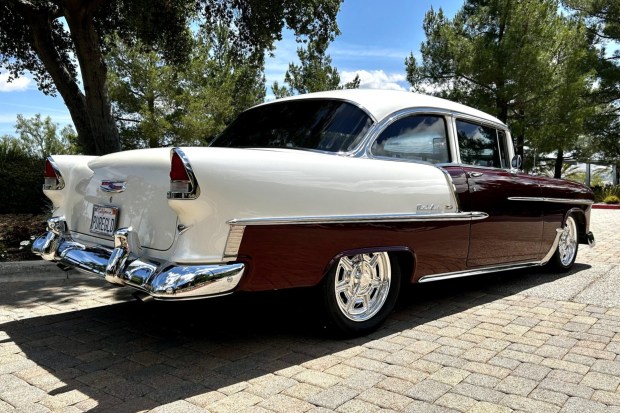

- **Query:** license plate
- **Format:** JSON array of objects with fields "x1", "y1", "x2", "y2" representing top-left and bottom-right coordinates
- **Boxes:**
[{"x1": 90, "y1": 205, "x2": 119, "y2": 236}]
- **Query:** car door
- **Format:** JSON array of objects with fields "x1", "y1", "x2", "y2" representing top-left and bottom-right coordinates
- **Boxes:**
[{"x1": 454, "y1": 119, "x2": 543, "y2": 267}]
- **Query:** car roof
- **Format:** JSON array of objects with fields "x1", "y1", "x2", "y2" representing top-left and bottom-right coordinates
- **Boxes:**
[{"x1": 264, "y1": 89, "x2": 505, "y2": 127}]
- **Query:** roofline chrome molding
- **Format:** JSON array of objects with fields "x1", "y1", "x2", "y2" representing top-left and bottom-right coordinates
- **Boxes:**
[
  {"x1": 508, "y1": 197, "x2": 594, "y2": 205},
  {"x1": 227, "y1": 211, "x2": 488, "y2": 226}
]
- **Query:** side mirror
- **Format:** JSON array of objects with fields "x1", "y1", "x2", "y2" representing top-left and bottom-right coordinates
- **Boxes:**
[{"x1": 511, "y1": 155, "x2": 522, "y2": 170}]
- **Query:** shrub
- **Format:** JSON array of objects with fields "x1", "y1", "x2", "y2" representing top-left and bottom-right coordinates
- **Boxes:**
[
  {"x1": 603, "y1": 195, "x2": 620, "y2": 204},
  {"x1": 0, "y1": 153, "x2": 47, "y2": 214}
]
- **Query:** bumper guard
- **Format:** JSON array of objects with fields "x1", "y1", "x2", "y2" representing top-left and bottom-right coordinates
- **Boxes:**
[{"x1": 32, "y1": 217, "x2": 245, "y2": 300}]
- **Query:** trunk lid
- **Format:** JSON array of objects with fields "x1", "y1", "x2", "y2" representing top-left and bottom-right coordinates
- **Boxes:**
[{"x1": 71, "y1": 148, "x2": 177, "y2": 251}]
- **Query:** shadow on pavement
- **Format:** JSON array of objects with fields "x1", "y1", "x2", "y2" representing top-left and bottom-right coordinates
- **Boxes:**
[{"x1": 0, "y1": 263, "x2": 591, "y2": 411}]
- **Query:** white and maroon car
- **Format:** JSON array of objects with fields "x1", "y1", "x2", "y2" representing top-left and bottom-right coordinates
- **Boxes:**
[{"x1": 33, "y1": 90, "x2": 595, "y2": 334}]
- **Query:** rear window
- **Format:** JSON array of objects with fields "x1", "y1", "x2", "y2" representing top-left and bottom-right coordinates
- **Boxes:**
[{"x1": 210, "y1": 99, "x2": 373, "y2": 152}]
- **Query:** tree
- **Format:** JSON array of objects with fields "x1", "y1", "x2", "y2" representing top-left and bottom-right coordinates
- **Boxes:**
[
  {"x1": 563, "y1": 0, "x2": 620, "y2": 166},
  {"x1": 0, "y1": 0, "x2": 342, "y2": 155},
  {"x1": 107, "y1": 26, "x2": 265, "y2": 148},
  {"x1": 2, "y1": 114, "x2": 79, "y2": 158},
  {"x1": 406, "y1": 0, "x2": 596, "y2": 178},
  {"x1": 272, "y1": 38, "x2": 360, "y2": 98}
]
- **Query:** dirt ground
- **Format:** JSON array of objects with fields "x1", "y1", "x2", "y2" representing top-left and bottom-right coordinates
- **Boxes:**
[{"x1": 0, "y1": 213, "x2": 48, "y2": 261}]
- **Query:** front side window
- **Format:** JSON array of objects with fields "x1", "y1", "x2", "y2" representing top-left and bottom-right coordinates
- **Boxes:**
[
  {"x1": 210, "y1": 99, "x2": 373, "y2": 153},
  {"x1": 370, "y1": 115, "x2": 450, "y2": 164},
  {"x1": 456, "y1": 120, "x2": 508, "y2": 168}
]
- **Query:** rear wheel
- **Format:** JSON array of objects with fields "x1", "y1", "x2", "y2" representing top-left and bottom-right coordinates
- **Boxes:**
[
  {"x1": 323, "y1": 252, "x2": 401, "y2": 335},
  {"x1": 549, "y1": 215, "x2": 579, "y2": 272}
]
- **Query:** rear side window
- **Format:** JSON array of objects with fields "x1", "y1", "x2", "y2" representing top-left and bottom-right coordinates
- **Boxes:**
[
  {"x1": 456, "y1": 120, "x2": 508, "y2": 168},
  {"x1": 210, "y1": 99, "x2": 372, "y2": 153},
  {"x1": 371, "y1": 115, "x2": 450, "y2": 164}
]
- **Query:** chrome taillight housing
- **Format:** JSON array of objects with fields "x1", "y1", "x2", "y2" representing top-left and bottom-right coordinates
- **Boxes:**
[
  {"x1": 167, "y1": 148, "x2": 200, "y2": 199},
  {"x1": 43, "y1": 158, "x2": 65, "y2": 190}
]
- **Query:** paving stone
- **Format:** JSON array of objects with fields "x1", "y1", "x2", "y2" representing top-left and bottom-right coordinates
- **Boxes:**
[
  {"x1": 529, "y1": 389, "x2": 569, "y2": 407},
  {"x1": 452, "y1": 383, "x2": 505, "y2": 403},
  {"x1": 357, "y1": 388, "x2": 414, "y2": 411},
  {"x1": 406, "y1": 379, "x2": 452, "y2": 403},
  {"x1": 579, "y1": 371, "x2": 620, "y2": 391},
  {"x1": 335, "y1": 398, "x2": 381, "y2": 413},
  {"x1": 466, "y1": 401, "x2": 512, "y2": 413},
  {"x1": 293, "y1": 370, "x2": 341, "y2": 389},
  {"x1": 341, "y1": 371, "x2": 385, "y2": 390},
  {"x1": 560, "y1": 397, "x2": 608, "y2": 413},
  {"x1": 494, "y1": 376, "x2": 537, "y2": 396},
  {"x1": 308, "y1": 385, "x2": 359, "y2": 410},
  {"x1": 500, "y1": 394, "x2": 560, "y2": 413},
  {"x1": 538, "y1": 378, "x2": 594, "y2": 399},
  {"x1": 436, "y1": 392, "x2": 477, "y2": 412},
  {"x1": 404, "y1": 399, "x2": 459, "y2": 413},
  {"x1": 259, "y1": 394, "x2": 314, "y2": 413},
  {"x1": 430, "y1": 367, "x2": 470, "y2": 386}
]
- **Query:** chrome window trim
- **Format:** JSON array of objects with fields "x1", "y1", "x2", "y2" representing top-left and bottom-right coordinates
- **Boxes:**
[
  {"x1": 227, "y1": 211, "x2": 489, "y2": 226},
  {"x1": 508, "y1": 197, "x2": 594, "y2": 205},
  {"x1": 364, "y1": 110, "x2": 452, "y2": 163}
]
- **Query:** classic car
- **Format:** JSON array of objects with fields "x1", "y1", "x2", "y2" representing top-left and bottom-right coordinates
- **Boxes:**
[{"x1": 33, "y1": 89, "x2": 595, "y2": 334}]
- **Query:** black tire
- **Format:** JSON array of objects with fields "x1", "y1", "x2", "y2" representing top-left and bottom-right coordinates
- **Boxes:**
[
  {"x1": 322, "y1": 252, "x2": 401, "y2": 336},
  {"x1": 549, "y1": 215, "x2": 579, "y2": 272}
]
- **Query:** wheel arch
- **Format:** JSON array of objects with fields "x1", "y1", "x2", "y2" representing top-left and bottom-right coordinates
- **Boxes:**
[
  {"x1": 564, "y1": 207, "x2": 588, "y2": 245},
  {"x1": 321, "y1": 246, "x2": 416, "y2": 286}
]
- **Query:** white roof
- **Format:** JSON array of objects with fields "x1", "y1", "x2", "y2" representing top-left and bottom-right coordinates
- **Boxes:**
[{"x1": 268, "y1": 89, "x2": 505, "y2": 127}]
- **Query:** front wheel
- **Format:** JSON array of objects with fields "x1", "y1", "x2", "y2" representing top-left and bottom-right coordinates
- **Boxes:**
[
  {"x1": 549, "y1": 215, "x2": 579, "y2": 272},
  {"x1": 322, "y1": 251, "x2": 401, "y2": 335}
]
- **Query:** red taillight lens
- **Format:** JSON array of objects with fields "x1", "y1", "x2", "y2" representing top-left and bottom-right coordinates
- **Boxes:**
[
  {"x1": 43, "y1": 158, "x2": 64, "y2": 190},
  {"x1": 170, "y1": 152, "x2": 190, "y2": 181},
  {"x1": 44, "y1": 159, "x2": 56, "y2": 178},
  {"x1": 168, "y1": 148, "x2": 199, "y2": 199}
]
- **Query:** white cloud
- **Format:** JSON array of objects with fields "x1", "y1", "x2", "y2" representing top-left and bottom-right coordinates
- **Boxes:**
[
  {"x1": 0, "y1": 72, "x2": 31, "y2": 92},
  {"x1": 341, "y1": 70, "x2": 408, "y2": 91}
]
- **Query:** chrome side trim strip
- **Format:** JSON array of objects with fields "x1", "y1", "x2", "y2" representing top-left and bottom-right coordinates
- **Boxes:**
[
  {"x1": 227, "y1": 211, "x2": 489, "y2": 226},
  {"x1": 508, "y1": 197, "x2": 594, "y2": 205},
  {"x1": 418, "y1": 261, "x2": 541, "y2": 283}
]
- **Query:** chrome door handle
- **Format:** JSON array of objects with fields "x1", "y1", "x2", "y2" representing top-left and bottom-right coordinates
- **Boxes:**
[{"x1": 468, "y1": 172, "x2": 484, "y2": 178}]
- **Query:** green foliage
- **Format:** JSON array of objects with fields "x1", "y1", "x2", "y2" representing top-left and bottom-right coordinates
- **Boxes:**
[
  {"x1": 562, "y1": 0, "x2": 620, "y2": 165},
  {"x1": 407, "y1": 0, "x2": 597, "y2": 178},
  {"x1": 11, "y1": 114, "x2": 80, "y2": 157},
  {"x1": 0, "y1": 0, "x2": 343, "y2": 154},
  {"x1": 603, "y1": 194, "x2": 620, "y2": 204},
  {"x1": 0, "y1": 151, "x2": 46, "y2": 214},
  {"x1": 272, "y1": 38, "x2": 360, "y2": 98},
  {"x1": 107, "y1": 26, "x2": 265, "y2": 148}
]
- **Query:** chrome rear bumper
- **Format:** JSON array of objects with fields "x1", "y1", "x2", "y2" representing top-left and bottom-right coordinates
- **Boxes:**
[{"x1": 32, "y1": 217, "x2": 244, "y2": 300}]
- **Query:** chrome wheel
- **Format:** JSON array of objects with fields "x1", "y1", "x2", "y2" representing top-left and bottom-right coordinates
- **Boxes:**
[
  {"x1": 333, "y1": 252, "x2": 391, "y2": 322},
  {"x1": 558, "y1": 216, "x2": 578, "y2": 267}
]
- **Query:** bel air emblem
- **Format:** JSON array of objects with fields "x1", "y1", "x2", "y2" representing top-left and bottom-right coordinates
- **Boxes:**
[
  {"x1": 416, "y1": 203, "x2": 440, "y2": 214},
  {"x1": 100, "y1": 180, "x2": 127, "y2": 193}
]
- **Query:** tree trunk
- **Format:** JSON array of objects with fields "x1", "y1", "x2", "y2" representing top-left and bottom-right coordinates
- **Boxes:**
[
  {"x1": 20, "y1": 0, "x2": 120, "y2": 155},
  {"x1": 63, "y1": 0, "x2": 121, "y2": 155},
  {"x1": 25, "y1": 9, "x2": 98, "y2": 155},
  {"x1": 554, "y1": 149, "x2": 564, "y2": 179}
]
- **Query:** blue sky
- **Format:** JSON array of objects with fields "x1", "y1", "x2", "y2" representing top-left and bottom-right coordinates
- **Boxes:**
[{"x1": 0, "y1": 0, "x2": 462, "y2": 137}]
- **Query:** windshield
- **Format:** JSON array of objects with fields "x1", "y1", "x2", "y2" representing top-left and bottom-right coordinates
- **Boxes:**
[{"x1": 210, "y1": 99, "x2": 373, "y2": 152}]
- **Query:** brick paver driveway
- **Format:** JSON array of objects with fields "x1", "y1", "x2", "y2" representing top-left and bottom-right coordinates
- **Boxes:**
[{"x1": 1, "y1": 210, "x2": 619, "y2": 412}]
